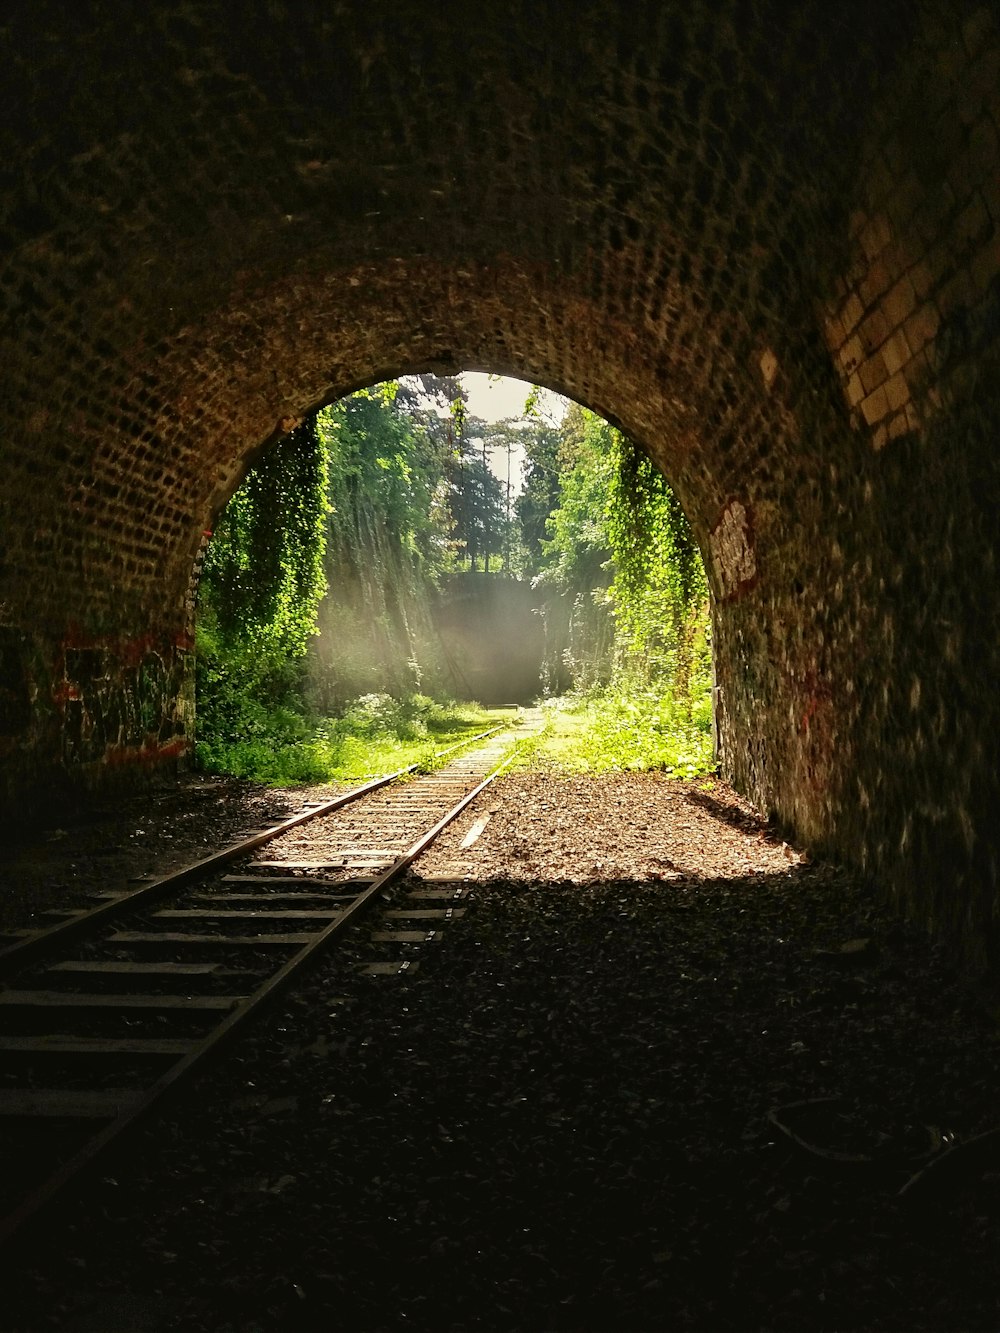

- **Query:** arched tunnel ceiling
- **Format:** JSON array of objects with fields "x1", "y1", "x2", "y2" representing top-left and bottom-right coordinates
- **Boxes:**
[
  {"x1": 2, "y1": 1, "x2": 1000, "y2": 968},
  {"x1": 1, "y1": 0, "x2": 909, "y2": 621}
]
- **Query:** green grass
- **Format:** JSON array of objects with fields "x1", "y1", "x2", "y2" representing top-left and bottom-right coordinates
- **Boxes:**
[
  {"x1": 509, "y1": 685, "x2": 715, "y2": 778},
  {"x1": 195, "y1": 677, "x2": 715, "y2": 787},
  {"x1": 194, "y1": 692, "x2": 521, "y2": 785}
]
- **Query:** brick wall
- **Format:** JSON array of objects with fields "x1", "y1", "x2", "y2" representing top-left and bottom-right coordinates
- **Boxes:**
[
  {"x1": 815, "y1": 4, "x2": 1000, "y2": 959},
  {"x1": 823, "y1": 8, "x2": 1000, "y2": 449},
  {"x1": 0, "y1": 2, "x2": 998, "y2": 964}
]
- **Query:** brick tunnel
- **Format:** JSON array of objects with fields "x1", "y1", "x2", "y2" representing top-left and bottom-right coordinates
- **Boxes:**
[{"x1": 1, "y1": 2, "x2": 998, "y2": 965}]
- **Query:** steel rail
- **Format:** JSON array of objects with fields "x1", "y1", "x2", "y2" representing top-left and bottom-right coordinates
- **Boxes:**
[
  {"x1": 0, "y1": 728, "x2": 517, "y2": 1247},
  {"x1": 0, "y1": 725, "x2": 505, "y2": 979}
]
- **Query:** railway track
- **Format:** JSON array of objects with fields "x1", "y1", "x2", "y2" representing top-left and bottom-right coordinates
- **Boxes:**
[{"x1": 0, "y1": 719, "x2": 530, "y2": 1245}]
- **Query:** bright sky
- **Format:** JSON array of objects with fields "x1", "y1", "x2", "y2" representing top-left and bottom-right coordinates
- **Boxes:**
[
  {"x1": 460, "y1": 373, "x2": 530, "y2": 422},
  {"x1": 458, "y1": 373, "x2": 566, "y2": 494}
]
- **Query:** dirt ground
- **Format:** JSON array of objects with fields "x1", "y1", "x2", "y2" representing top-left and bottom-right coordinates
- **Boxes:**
[{"x1": 2, "y1": 770, "x2": 1000, "y2": 1332}]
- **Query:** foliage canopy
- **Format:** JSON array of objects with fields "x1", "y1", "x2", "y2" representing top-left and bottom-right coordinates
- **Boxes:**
[{"x1": 194, "y1": 377, "x2": 714, "y2": 781}]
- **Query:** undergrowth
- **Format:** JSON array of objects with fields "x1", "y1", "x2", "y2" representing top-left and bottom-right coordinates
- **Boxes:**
[
  {"x1": 195, "y1": 690, "x2": 516, "y2": 785},
  {"x1": 511, "y1": 682, "x2": 715, "y2": 777}
]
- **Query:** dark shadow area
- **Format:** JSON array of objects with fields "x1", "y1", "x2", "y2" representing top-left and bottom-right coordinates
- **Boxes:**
[
  {"x1": 0, "y1": 777, "x2": 297, "y2": 931},
  {"x1": 5, "y1": 862, "x2": 999, "y2": 1331},
  {"x1": 685, "y1": 787, "x2": 777, "y2": 840}
]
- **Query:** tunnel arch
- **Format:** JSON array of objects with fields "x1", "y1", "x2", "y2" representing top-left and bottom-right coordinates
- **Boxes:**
[{"x1": 1, "y1": 1, "x2": 999, "y2": 966}]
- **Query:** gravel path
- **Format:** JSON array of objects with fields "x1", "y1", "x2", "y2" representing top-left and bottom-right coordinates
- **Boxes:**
[{"x1": 3, "y1": 771, "x2": 1000, "y2": 1331}]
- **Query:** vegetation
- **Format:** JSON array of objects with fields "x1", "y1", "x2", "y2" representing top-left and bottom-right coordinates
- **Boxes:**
[
  {"x1": 195, "y1": 691, "x2": 517, "y2": 785},
  {"x1": 505, "y1": 407, "x2": 714, "y2": 775},
  {"x1": 195, "y1": 377, "x2": 526, "y2": 782},
  {"x1": 309, "y1": 380, "x2": 454, "y2": 707},
  {"x1": 521, "y1": 404, "x2": 713, "y2": 774},
  {"x1": 509, "y1": 687, "x2": 713, "y2": 777},
  {"x1": 195, "y1": 418, "x2": 331, "y2": 770},
  {"x1": 194, "y1": 377, "x2": 714, "y2": 785}
]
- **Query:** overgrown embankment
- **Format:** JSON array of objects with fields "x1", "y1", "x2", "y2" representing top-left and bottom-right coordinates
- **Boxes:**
[{"x1": 195, "y1": 380, "x2": 715, "y2": 784}]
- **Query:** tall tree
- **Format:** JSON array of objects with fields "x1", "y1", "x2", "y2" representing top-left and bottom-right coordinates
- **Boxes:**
[
  {"x1": 311, "y1": 383, "x2": 455, "y2": 701},
  {"x1": 446, "y1": 416, "x2": 508, "y2": 572}
]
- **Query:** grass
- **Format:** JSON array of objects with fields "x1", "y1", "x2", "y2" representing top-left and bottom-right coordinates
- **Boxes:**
[
  {"x1": 195, "y1": 681, "x2": 716, "y2": 786},
  {"x1": 195, "y1": 693, "x2": 521, "y2": 785},
  {"x1": 509, "y1": 685, "x2": 715, "y2": 778}
]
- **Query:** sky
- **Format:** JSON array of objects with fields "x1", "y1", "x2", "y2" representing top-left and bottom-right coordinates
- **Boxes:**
[
  {"x1": 460, "y1": 373, "x2": 539, "y2": 422},
  {"x1": 458, "y1": 373, "x2": 567, "y2": 493}
]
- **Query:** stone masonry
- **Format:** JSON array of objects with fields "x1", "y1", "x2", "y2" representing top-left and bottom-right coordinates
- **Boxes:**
[{"x1": 0, "y1": 1, "x2": 998, "y2": 966}]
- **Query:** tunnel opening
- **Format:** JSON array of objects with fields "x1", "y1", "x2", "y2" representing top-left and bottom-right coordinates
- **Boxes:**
[
  {"x1": 0, "y1": 0, "x2": 998, "y2": 969},
  {"x1": 192, "y1": 371, "x2": 715, "y2": 787}
]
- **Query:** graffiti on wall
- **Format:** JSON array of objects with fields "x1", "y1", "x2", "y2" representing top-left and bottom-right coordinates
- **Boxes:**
[{"x1": 53, "y1": 631, "x2": 190, "y2": 768}]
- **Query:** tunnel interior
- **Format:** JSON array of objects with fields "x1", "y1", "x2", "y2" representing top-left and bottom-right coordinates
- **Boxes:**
[{"x1": 1, "y1": 1, "x2": 999, "y2": 964}]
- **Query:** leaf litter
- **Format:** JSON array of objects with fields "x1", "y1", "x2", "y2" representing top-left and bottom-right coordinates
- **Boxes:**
[{"x1": 3, "y1": 772, "x2": 1000, "y2": 1331}]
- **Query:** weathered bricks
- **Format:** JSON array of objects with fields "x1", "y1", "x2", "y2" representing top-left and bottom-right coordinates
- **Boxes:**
[{"x1": 0, "y1": 0, "x2": 998, "y2": 970}]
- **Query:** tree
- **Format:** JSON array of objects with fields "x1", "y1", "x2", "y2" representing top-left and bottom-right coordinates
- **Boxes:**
[
  {"x1": 537, "y1": 407, "x2": 614, "y2": 596},
  {"x1": 310, "y1": 383, "x2": 457, "y2": 702},
  {"x1": 477, "y1": 380, "x2": 564, "y2": 573},
  {"x1": 446, "y1": 416, "x2": 508, "y2": 572},
  {"x1": 322, "y1": 383, "x2": 451, "y2": 588},
  {"x1": 195, "y1": 416, "x2": 330, "y2": 742}
]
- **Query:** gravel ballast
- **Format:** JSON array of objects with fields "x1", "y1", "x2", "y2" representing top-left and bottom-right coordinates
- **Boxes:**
[{"x1": 3, "y1": 771, "x2": 1000, "y2": 1331}]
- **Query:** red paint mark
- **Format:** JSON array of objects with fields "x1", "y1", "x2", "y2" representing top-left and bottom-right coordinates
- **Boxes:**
[
  {"x1": 796, "y1": 668, "x2": 835, "y2": 794},
  {"x1": 61, "y1": 625, "x2": 174, "y2": 656},
  {"x1": 51, "y1": 682, "x2": 82, "y2": 707},
  {"x1": 104, "y1": 737, "x2": 189, "y2": 768},
  {"x1": 798, "y1": 668, "x2": 832, "y2": 734},
  {"x1": 801, "y1": 694, "x2": 822, "y2": 732},
  {"x1": 51, "y1": 628, "x2": 188, "y2": 713},
  {"x1": 57, "y1": 627, "x2": 184, "y2": 671}
]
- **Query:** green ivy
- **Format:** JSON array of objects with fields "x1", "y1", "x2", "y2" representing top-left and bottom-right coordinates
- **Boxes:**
[
  {"x1": 200, "y1": 417, "x2": 330, "y2": 658},
  {"x1": 534, "y1": 405, "x2": 711, "y2": 715}
]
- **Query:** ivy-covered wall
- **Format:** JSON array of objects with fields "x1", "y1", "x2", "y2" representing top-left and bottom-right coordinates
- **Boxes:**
[{"x1": 0, "y1": 2, "x2": 998, "y2": 964}]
